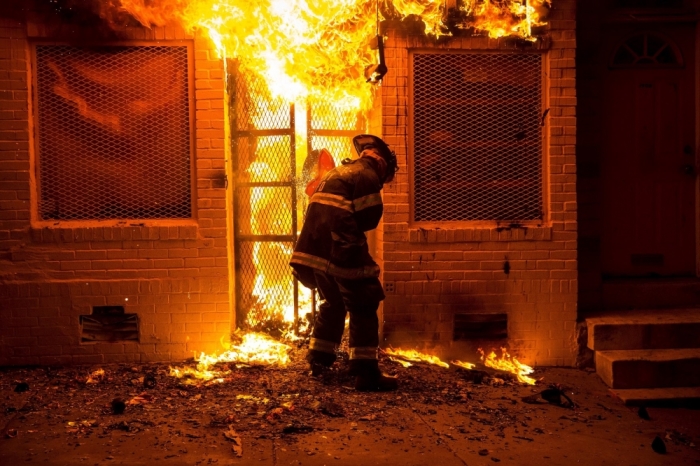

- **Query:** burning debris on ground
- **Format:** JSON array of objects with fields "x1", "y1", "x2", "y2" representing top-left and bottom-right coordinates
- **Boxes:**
[{"x1": 2, "y1": 344, "x2": 699, "y2": 464}]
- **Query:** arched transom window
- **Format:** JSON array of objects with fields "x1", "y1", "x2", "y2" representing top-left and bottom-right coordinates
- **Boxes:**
[{"x1": 611, "y1": 33, "x2": 683, "y2": 68}]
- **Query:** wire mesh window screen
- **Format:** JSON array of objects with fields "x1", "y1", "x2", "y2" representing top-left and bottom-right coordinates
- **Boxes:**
[
  {"x1": 34, "y1": 45, "x2": 192, "y2": 221},
  {"x1": 412, "y1": 52, "x2": 544, "y2": 222}
]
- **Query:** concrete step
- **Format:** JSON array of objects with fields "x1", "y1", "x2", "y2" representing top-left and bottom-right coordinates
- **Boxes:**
[
  {"x1": 610, "y1": 387, "x2": 700, "y2": 406},
  {"x1": 596, "y1": 349, "x2": 700, "y2": 389},
  {"x1": 602, "y1": 278, "x2": 700, "y2": 311},
  {"x1": 587, "y1": 309, "x2": 700, "y2": 351}
]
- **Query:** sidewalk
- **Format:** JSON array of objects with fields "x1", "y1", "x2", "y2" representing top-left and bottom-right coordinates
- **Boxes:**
[{"x1": 1, "y1": 353, "x2": 699, "y2": 466}]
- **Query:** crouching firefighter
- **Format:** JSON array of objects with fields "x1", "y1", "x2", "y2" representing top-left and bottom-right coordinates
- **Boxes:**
[{"x1": 290, "y1": 134, "x2": 398, "y2": 391}]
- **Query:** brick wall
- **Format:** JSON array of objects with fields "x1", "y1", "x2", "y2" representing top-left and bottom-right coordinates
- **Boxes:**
[
  {"x1": 376, "y1": 0, "x2": 578, "y2": 366},
  {"x1": 0, "y1": 3, "x2": 233, "y2": 365}
]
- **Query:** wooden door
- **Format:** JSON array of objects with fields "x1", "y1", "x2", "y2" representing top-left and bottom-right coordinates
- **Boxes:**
[{"x1": 602, "y1": 27, "x2": 696, "y2": 277}]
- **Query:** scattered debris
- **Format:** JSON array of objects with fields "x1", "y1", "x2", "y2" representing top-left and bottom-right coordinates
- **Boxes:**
[
  {"x1": 85, "y1": 369, "x2": 105, "y2": 384},
  {"x1": 143, "y1": 375, "x2": 157, "y2": 389},
  {"x1": 282, "y1": 422, "x2": 314, "y2": 434},
  {"x1": 652, "y1": 435, "x2": 667, "y2": 454},
  {"x1": 522, "y1": 385, "x2": 575, "y2": 408},
  {"x1": 223, "y1": 425, "x2": 243, "y2": 457},
  {"x1": 5, "y1": 429, "x2": 18, "y2": 439},
  {"x1": 637, "y1": 407, "x2": 651, "y2": 421},
  {"x1": 319, "y1": 401, "x2": 344, "y2": 418},
  {"x1": 111, "y1": 398, "x2": 126, "y2": 415},
  {"x1": 13, "y1": 382, "x2": 29, "y2": 393}
]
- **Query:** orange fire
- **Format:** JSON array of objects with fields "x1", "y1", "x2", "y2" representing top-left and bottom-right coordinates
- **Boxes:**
[
  {"x1": 462, "y1": 0, "x2": 551, "y2": 40},
  {"x1": 451, "y1": 360, "x2": 476, "y2": 370},
  {"x1": 170, "y1": 332, "x2": 291, "y2": 382},
  {"x1": 384, "y1": 348, "x2": 450, "y2": 368},
  {"x1": 111, "y1": 0, "x2": 550, "y2": 111},
  {"x1": 479, "y1": 347, "x2": 536, "y2": 385}
]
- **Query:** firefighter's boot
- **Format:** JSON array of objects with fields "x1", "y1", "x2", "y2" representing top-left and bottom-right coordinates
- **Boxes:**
[
  {"x1": 355, "y1": 371, "x2": 398, "y2": 391},
  {"x1": 351, "y1": 359, "x2": 398, "y2": 391}
]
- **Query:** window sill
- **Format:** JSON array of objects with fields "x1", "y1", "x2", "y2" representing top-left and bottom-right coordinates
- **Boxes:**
[
  {"x1": 408, "y1": 225, "x2": 552, "y2": 243},
  {"x1": 30, "y1": 220, "x2": 199, "y2": 243}
]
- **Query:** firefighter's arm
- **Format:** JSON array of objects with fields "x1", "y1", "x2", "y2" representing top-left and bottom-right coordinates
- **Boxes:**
[{"x1": 352, "y1": 170, "x2": 383, "y2": 232}]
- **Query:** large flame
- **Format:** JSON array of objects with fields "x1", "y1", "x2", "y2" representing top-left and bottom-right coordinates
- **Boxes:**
[
  {"x1": 462, "y1": 0, "x2": 551, "y2": 40},
  {"x1": 170, "y1": 333, "x2": 291, "y2": 382},
  {"x1": 479, "y1": 347, "x2": 536, "y2": 385},
  {"x1": 110, "y1": 0, "x2": 549, "y2": 111}
]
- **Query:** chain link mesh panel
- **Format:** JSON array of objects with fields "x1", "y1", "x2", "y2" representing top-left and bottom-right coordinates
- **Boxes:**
[
  {"x1": 230, "y1": 68, "x2": 298, "y2": 331},
  {"x1": 412, "y1": 52, "x2": 543, "y2": 222},
  {"x1": 34, "y1": 45, "x2": 192, "y2": 220},
  {"x1": 237, "y1": 241, "x2": 296, "y2": 331}
]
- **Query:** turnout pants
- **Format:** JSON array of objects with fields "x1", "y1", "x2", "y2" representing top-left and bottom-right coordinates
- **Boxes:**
[{"x1": 307, "y1": 270, "x2": 385, "y2": 374}]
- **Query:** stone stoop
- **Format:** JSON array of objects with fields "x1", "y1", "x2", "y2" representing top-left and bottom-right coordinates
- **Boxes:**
[{"x1": 586, "y1": 309, "x2": 700, "y2": 405}]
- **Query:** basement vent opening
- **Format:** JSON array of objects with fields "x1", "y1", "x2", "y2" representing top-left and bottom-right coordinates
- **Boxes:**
[
  {"x1": 80, "y1": 306, "x2": 139, "y2": 343},
  {"x1": 453, "y1": 313, "x2": 508, "y2": 341}
]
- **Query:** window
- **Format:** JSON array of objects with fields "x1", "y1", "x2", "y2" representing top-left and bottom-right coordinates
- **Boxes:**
[
  {"x1": 611, "y1": 33, "x2": 682, "y2": 68},
  {"x1": 410, "y1": 52, "x2": 544, "y2": 222},
  {"x1": 34, "y1": 45, "x2": 193, "y2": 221}
]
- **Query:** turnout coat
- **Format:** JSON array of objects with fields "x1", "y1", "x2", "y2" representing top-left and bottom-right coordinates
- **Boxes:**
[{"x1": 290, "y1": 157, "x2": 384, "y2": 289}]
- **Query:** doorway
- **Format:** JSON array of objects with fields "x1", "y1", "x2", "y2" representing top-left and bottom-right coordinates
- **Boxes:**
[{"x1": 601, "y1": 26, "x2": 697, "y2": 278}]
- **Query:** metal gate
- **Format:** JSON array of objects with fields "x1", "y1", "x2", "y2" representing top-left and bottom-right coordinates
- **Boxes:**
[
  {"x1": 307, "y1": 101, "x2": 364, "y2": 166},
  {"x1": 229, "y1": 65, "x2": 362, "y2": 334},
  {"x1": 229, "y1": 67, "x2": 298, "y2": 332}
]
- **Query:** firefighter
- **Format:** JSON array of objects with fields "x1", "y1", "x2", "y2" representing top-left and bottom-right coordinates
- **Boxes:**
[{"x1": 290, "y1": 134, "x2": 398, "y2": 391}]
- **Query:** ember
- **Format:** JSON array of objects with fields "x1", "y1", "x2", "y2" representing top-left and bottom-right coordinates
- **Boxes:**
[{"x1": 479, "y1": 347, "x2": 536, "y2": 385}]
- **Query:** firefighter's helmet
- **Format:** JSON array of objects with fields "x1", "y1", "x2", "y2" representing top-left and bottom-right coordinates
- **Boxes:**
[{"x1": 352, "y1": 134, "x2": 398, "y2": 183}]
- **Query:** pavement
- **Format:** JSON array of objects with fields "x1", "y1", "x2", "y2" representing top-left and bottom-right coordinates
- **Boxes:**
[{"x1": 1, "y1": 354, "x2": 699, "y2": 466}]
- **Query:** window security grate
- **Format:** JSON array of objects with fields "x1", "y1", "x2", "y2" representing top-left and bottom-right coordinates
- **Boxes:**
[
  {"x1": 34, "y1": 45, "x2": 193, "y2": 221},
  {"x1": 412, "y1": 52, "x2": 543, "y2": 222}
]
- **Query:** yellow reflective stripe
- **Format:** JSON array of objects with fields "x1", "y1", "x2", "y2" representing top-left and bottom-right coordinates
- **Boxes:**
[
  {"x1": 310, "y1": 338, "x2": 337, "y2": 354},
  {"x1": 310, "y1": 192, "x2": 353, "y2": 212},
  {"x1": 349, "y1": 347, "x2": 378, "y2": 360},
  {"x1": 290, "y1": 252, "x2": 329, "y2": 271},
  {"x1": 327, "y1": 262, "x2": 380, "y2": 280},
  {"x1": 353, "y1": 193, "x2": 382, "y2": 212}
]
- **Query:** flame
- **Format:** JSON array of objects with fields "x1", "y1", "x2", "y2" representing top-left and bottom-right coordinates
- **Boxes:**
[
  {"x1": 479, "y1": 347, "x2": 536, "y2": 385},
  {"x1": 170, "y1": 333, "x2": 290, "y2": 382},
  {"x1": 451, "y1": 360, "x2": 476, "y2": 370},
  {"x1": 384, "y1": 348, "x2": 449, "y2": 368},
  {"x1": 462, "y1": 0, "x2": 550, "y2": 40},
  {"x1": 110, "y1": 0, "x2": 550, "y2": 111}
]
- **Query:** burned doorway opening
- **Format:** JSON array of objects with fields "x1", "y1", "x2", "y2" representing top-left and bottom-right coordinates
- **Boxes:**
[{"x1": 228, "y1": 64, "x2": 364, "y2": 337}]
